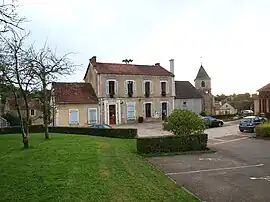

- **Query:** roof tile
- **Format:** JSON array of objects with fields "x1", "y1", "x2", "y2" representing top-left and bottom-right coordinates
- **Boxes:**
[
  {"x1": 52, "y1": 82, "x2": 98, "y2": 104},
  {"x1": 175, "y1": 81, "x2": 203, "y2": 99}
]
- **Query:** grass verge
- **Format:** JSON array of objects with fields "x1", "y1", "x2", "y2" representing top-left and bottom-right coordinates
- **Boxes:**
[{"x1": 0, "y1": 133, "x2": 199, "y2": 202}]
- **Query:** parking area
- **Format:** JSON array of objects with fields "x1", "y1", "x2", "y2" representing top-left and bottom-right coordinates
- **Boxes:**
[{"x1": 148, "y1": 138, "x2": 270, "y2": 202}]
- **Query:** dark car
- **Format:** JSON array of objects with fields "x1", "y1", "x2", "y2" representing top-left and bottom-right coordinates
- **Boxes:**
[
  {"x1": 89, "y1": 123, "x2": 112, "y2": 129},
  {"x1": 202, "y1": 116, "x2": 224, "y2": 128},
  {"x1": 239, "y1": 116, "x2": 265, "y2": 132}
]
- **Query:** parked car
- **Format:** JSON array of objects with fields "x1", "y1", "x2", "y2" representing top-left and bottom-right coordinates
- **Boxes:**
[
  {"x1": 202, "y1": 116, "x2": 224, "y2": 128},
  {"x1": 238, "y1": 116, "x2": 266, "y2": 132},
  {"x1": 89, "y1": 123, "x2": 112, "y2": 129}
]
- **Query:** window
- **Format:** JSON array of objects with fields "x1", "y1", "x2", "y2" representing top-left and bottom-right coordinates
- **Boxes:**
[
  {"x1": 161, "y1": 81, "x2": 166, "y2": 96},
  {"x1": 30, "y1": 109, "x2": 35, "y2": 116},
  {"x1": 201, "y1": 81, "x2": 205, "y2": 87},
  {"x1": 69, "y1": 109, "x2": 79, "y2": 125},
  {"x1": 144, "y1": 81, "x2": 150, "y2": 97},
  {"x1": 127, "y1": 103, "x2": 136, "y2": 120},
  {"x1": 125, "y1": 80, "x2": 136, "y2": 97},
  {"x1": 88, "y1": 108, "x2": 97, "y2": 124},
  {"x1": 106, "y1": 80, "x2": 118, "y2": 97}
]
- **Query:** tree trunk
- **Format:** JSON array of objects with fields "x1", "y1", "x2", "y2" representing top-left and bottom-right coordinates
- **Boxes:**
[
  {"x1": 21, "y1": 125, "x2": 29, "y2": 149},
  {"x1": 44, "y1": 116, "x2": 49, "y2": 139}
]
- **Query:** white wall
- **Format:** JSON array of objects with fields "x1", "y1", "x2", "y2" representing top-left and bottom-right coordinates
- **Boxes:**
[{"x1": 175, "y1": 98, "x2": 202, "y2": 114}]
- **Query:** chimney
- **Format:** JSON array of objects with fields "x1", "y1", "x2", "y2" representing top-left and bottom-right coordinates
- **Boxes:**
[
  {"x1": 155, "y1": 63, "x2": 160, "y2": 66},
  {"x1": 169, "y1": 59, "x2": 174, "y2": 74},
  {"x1": 90, "y1": 56, "x2": 96, "y2": 66}
]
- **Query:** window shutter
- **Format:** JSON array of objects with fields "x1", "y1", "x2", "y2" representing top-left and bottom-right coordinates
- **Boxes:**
[
  {"x1": 150, "y1": 81, "x2": 153, "y2": 94},
  {"x1": 151, "y1": 103, "x2": 155, "y2": 117},
  {"x1": 142, "y1": 81, "x2": 145, "y2": 94},
  {"x1": 167, "y1": 101, "x2": 170, "y2": 115},
  {"x1": 124, "y1": 81, "x2": 128, "y2": 95},
  {"x1": 160, "y1": 102, "x2": 162, "y2": 116},
  {"x1": 133, "y1": 80, "x2": 136, "y2": 93},
  {"x1": 133, "y1": 103, "x2": 136, "y2": 118},
  {"x1": 142, "y1": 103, "x2": 145, "y2": 117},
  {"x1": 106, "y1": 80, "x2": 109, "y2": 95},
  {"x1": 160, "y1": 82, "x2": 162, "y2": 95},
  {"x1": 88, "y1": 109, "x2": 97, "y2": 124},
  {"x1": 115, "y1": 80, "x2": 118, "y2": 95},
  {"x1": 166, "y1": 81, "x2": 169, "y2": 93},
  {"x1": 69, "y1": 110, "x2": 79, "y2": 124}
]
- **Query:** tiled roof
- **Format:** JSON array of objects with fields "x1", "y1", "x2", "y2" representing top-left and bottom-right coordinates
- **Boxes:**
[
  {"x1": 84, "y1": 57, "x2": 174, "y2": 79},
  {"x1": 52, "y1": 82, "x2": 98, "y2": 104},
  {"x1": 194, "y1": 65, "x2": 211, "y2": 80},
  {"x1": 257, "y1": 83, "x2": 270, "y2": 92},
  {"x1": 175, "y1": 81, "x2": 203, "y2": 99}
]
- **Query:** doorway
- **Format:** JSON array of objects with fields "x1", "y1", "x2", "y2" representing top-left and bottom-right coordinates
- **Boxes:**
[
  {"x1": 145, "y1": 103, "x2": 151, "y2": 118},
  {"x1": 162, "y1": 102, "x2": 167, "y2": 120},
  {"x1": 109, "y1": 104, "x2": 116, "y2": 124}
]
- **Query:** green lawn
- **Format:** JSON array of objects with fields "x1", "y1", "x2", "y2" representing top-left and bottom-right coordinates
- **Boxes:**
[{"x1": 0, "y1": 134, "x2": 198, "y2": 202}]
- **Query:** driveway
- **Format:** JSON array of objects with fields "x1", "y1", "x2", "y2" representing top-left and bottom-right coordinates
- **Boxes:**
[
  {"x1": 115, "y1": 120, "x2": 241, "y2": 138},
  {"x1": 148, "y1": 135, "x2": 270, "y2": 202}
]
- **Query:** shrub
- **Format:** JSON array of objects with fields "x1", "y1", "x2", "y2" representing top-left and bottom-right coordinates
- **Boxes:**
[
  {"x1": 256, "y1": 123, "x2": 270, "y2": 137},
  {"x1": 0, "y1": 125, "x2": 137, "y2": 139},
  {"x1": 137, "y1": 133, "x2": 208, "y2": 154},
  {"x1": 200, "y1": 111, "x2": 206, "y2": 116},
  {"x1": 48, "y1": 126, "x2": 137, "y2": 139},
  {"x1": 162, "y1": 122, "x2": 170, "y2": 131},
  {"x1": 167, "y1": 109, "x2": 205, "y2": 135}
]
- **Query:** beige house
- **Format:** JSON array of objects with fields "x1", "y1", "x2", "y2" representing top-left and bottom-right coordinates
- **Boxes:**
[
  {"x1": 215, "y1": 102, "x2": 237, "y2": 115},
  {"x1": 83, "y1": 56, "x2": 175, "y2": 125},
  {"x1": 4, "y1": 98, "x2": 43, "y2": 125},
  {"x1": 51, "y1": 82, "x2": 99, "y2": 127}
]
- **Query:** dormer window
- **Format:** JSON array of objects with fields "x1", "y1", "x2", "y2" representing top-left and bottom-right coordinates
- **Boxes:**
[{"x1": 201, "y1": 81, "x2": 205, "y2": 87}]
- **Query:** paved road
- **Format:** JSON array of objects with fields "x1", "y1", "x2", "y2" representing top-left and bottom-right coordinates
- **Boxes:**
[{"x1": 148, "y1": 123, "x2": 270, "y2": 202}]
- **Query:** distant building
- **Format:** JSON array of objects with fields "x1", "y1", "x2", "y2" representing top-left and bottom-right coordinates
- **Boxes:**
[
  {"x1": 194, "y1": 65, "x2": 215, "y2": 115},
  {"x1": 215, "y1": 102, "x2": 237, "y2": 115},
  {"x1": 254, "y1": 83, "x2": 270, "y2": 116},
  {"x1": 174, "y1": 81, "x2": 203, "y2": 114}
]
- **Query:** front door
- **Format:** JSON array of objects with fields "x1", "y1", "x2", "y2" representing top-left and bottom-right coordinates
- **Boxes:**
[
  {"x1": 162, "y1": 102, "x2": 167, "y2": 120},
  {"x1": 145, "y1": 103, "x2": 151, "y2": 118},
  {"x1": 109, "y1": 105, "x2": 116, "y2": 124}
]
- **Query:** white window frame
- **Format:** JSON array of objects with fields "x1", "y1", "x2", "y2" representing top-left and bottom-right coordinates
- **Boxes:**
[
  {"x1": 143, "y1": 101, "x2": 153, "y2": 118},
  {"x1": 106, "y1": 79, "x2": 118, "y2": 95},
  {"x1": 69, "y1": 109, "x2": 79, "y2": 125},
  {"x1": 160, "y1": 80, "x2": 168, "y2": 94},
  {"x1": 143, "y1": 80, "x2": 153, "y2": 94},
  {"x1": 160, "y1": 101, "x2": 170, "y2": 116},
  {"x1": 125, "y1": 80, "x2": 136, "y2": 95},
  {"x1": 87, "y1": 108, "x2": 98, "y2": 124},
  {"x1": 30, "y1": 109, "x2": 35, "y2": 117},
  {"x1": 126, "y1": 102, "x2": 136, "y2": 120}
]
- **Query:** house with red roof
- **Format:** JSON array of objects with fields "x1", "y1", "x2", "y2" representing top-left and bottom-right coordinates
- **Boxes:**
[{"x1": 51, "y1": 56, "x2": 175, "y2": 126}]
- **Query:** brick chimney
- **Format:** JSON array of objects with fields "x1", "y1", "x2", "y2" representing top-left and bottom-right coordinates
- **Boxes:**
[{"x1": 90, "y1": 56, "x2": 97, "y2": 66}]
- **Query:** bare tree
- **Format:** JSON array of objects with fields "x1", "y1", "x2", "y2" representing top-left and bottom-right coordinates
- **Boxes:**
[
  {"x1": 0, "y1": 29, "x2": 35, "y2": 148},
  {"x1": 0, "y1": 0, "x2": 25, "y2": 32},
  {"x1": 26, "y1": 44, "x2": 76, "y2": 139}
]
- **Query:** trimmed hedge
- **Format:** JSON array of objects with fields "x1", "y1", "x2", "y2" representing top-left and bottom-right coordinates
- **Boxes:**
[
  {"x1": 0, "y1": 125, "x2": 44, "y2": 134},
  {"x1": 256, "y1": 123, "x2": 270, "y2": 137},
  {"x1": 137, "y1": 133, "x2": 208, "y2": 154},
  {"x1": 48, "y1": 126, "x2": 137, "y2": 139},
  {"x1": 0, "y1": 125, "x2": 137, "y2": 139}
]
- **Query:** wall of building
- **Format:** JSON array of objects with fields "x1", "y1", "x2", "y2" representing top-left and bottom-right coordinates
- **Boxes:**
[
  {"x1": 174, "y1": 98, "x2": 202, "y2": 114},
  {"x1": 55, "y1": 103, "x2": 99, "y2": 127}
]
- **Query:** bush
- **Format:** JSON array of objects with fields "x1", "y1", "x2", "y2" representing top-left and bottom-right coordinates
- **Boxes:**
[
  {"x1": 48, "y1": 126, "x2": 137, "y2": 139},
  {"x1": 200, "y1": 111, "x2": 206, "y2": 116},
  {"x1": 256, "y1": 123, "x2": 270, "y2": 137},
  {"x1": 137, "y1": 133, "x2": 208, "y2": 154},
  {"x1": 167, "y1": 109, "x2": 205, "y2": 135},
  {"x1": 0, "y1": 125, "x2": 137, "y2": 139},
  {"x1": 0, "y1": 125, "x2": 44, "y2": 134},
  {"x1": 162, "y1": 122, "x2": 170, "y2": 131}
]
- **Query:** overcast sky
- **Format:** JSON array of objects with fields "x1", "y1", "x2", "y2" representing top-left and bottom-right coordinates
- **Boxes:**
[{"x1": 17, "y1": 0, "x2": 270, "y2": 95}]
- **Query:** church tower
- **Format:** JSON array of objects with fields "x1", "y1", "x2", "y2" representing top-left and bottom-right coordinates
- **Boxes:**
[{"x1": 194, "y1": 64, "x2": 215, "y2": 115}]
